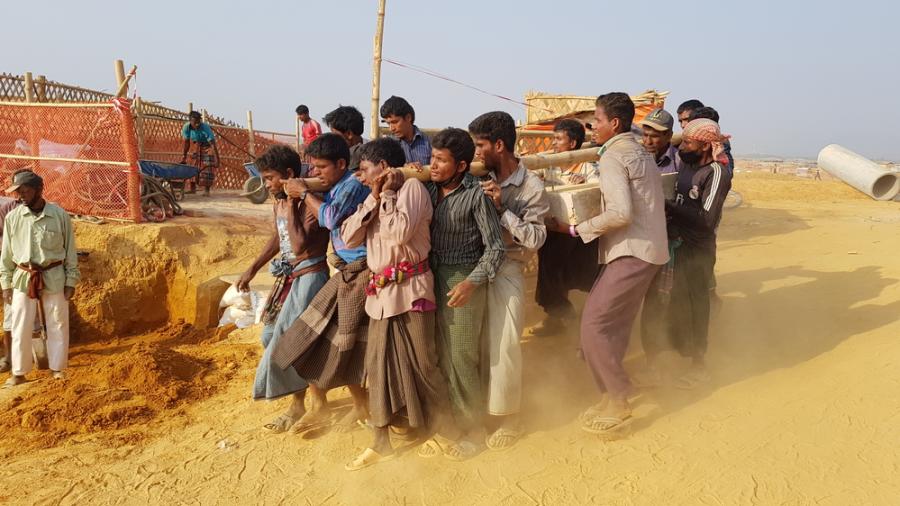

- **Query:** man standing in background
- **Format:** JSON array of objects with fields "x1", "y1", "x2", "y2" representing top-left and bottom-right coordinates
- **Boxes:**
[
  {"x1": 1, "y1": 170, "x2": 80, "y2": 386},
  {"x1": 297, "y1": 105, "x2": 322, "y2": 149}
]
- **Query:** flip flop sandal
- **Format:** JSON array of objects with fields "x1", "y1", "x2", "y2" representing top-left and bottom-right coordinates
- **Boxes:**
[
  {"x1": 264, "y1": 413, "x2": 301, "y2": 434},
  {"x1": 390, "y1": 426, "x2": 419, "y2": 442},
  {"x1": 0, "y1": 358, "x2": 10, "y2": 374},
  {"x1": 486, "y1": 427, "x2": 523, "y2": 451},
  {"x1": 581, "y1": 415, "x2": 634, "y2": 439},
  {"x1": 344, "y1": 448, "x2": 396, "y2": 471},
  {"x1": 444, "y1": 440, "x2": 479, "y2": 462},
  {"x1": 579, "y1": 400, "x2": 610, "y2": 423},
  {"x1": 416, "y1": 438, "x2": 444, "y2": 459},
  {"x1": 674, "y1": 370, "x2": 711, "y2": 391},
  {"x1": 3, "y1": 376, "x2": 25, "y2": 388},
  {"x1": 632, "y1": 369, "x2": 664, "y2": 389}
]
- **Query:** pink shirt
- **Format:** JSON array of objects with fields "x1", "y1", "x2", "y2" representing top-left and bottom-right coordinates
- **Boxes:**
[
  {"x1": 301, "y1": 119, "x2": 322, "y2": 145},
  {"x1": 341, "y1": 178, "x2": 435, "y2": 320}
]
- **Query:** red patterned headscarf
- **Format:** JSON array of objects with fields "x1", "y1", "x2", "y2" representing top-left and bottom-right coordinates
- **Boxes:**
[{"x1": 683, "y1": 118, "x2": 731, "y2": 165}]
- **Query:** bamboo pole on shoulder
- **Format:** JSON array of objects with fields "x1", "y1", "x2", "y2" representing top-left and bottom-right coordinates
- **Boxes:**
[
  {"x1": 23, "y1": 72, "x2": 40, "y2": 172},
  {"x1": 246, "y1": 110, "x2": 256, "y2": 158},
  {"x1": 299, "y1": 145, "x2": 601, "y2": 192},
  {"x1": 369, "y1": 0, "x2": 386, "y2": 140}
]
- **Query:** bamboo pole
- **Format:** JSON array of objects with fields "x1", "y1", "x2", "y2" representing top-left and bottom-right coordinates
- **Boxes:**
[
  {"x1": 246, "y1": 110, "x2": 256, "y2": 157},
  {"x1": 295, "y1": 116, "x2": 301, "y2": 152},
  {"x1": 0, "y1": 101, "x2": 114, "y2": 108},
  {"x1": 114, "y1": 60, "x2": 127, "y2": 97},
  {"x1": 134, "y1": 96, "x2": 146, "y2": 158},
  {"x1": 35, "y1": 75, "x2": 47, "y2": 102},
  {"x1": 0, "y1": 154, "x2": 130, "y2": 166},
  {"x1": 114, "y1": 60, "x2": 143, "y2": 223},
  {"x1": 23, "y1": 72, "x2": 40, "y2": 171},
  {"x1": 369, "y1": 0, "x2": 386, "y2": 140},
  {"x1": 188, "y1": 102, "x2": 193, "y2": 114},
  {"x1": 299, "y1": 145, "x2": 600, "y2": 191}
]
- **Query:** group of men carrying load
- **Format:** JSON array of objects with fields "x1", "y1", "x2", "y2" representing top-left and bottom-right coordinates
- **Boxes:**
[{"x1": 235, "y1": 93, "x2": 733, "y2": 471}]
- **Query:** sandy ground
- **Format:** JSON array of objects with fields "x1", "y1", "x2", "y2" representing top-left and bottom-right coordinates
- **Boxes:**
[{"x1": 1, "y1": 171, "x2": 899, "y2": 505}]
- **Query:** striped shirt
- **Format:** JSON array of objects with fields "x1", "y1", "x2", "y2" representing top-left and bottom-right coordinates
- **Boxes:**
[
  {"x1": 426, "y1": 173, "x2": 504, "y2": 284},
  {"x1": 668, "y1": 161, "x2": 732, "y2": 251},
  {"x1": 398, "y1": 126, "x2": 432, "y2": 165}
]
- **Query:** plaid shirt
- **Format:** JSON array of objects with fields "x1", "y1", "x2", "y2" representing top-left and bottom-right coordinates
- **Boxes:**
[{"x1": 398, "y1": 126, "x2": 432, "y2": 165}]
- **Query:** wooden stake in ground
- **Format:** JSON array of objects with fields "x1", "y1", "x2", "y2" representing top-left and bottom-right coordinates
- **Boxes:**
[
  {"x1": 23, "y1": 72, "x2": 40, "y2": 171},
  {"x1": 369, "y1": 0, "x2": 387, "y2": 140},
  {"x1": 114, "y1": 59, "x2": 143, "y2": 223},
  {"x1": 246, "y1": 110, "x2": 256, "y2": 158}
]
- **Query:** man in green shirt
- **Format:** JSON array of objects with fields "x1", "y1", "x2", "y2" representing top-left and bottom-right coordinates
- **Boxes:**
[{"x1": 1, "y1": 170, "x2": 80, "y2": 386}]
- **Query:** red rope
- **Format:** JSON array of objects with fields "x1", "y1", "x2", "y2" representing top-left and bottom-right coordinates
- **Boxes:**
[{"x1": 382, "y1": 58, "x2": 553, "y2": 114}]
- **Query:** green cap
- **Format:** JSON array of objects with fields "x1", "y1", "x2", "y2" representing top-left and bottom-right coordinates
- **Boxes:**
[
  {"x1": 5, "y1": 171, "x2": 43, "y2": 194},
  {"x1": 639, "y1": 108, "x2": 674, "y2": 132}
]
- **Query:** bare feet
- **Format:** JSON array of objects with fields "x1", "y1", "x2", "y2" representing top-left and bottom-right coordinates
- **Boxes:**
[
  {"x1": 290, "y1": 407, "x2": 332, "y2": 435},
  {"x1": 344, "y1": 447, "x2": 396, "y2": 471},
  {"x1": 332, "y1": 407, "x2": 367, "y2": 433},
  {"x1": 527, "y1": 317, "x2": 565, "y2": 337}
]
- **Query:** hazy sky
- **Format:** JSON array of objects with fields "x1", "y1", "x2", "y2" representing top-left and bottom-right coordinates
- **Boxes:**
[{"x1": 4, "y1": 0, "x2": 898, "y2": 160}]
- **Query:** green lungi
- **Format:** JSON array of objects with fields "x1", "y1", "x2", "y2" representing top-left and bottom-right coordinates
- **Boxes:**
[{"x1": 433, "y1": 263, "x2": 486, "y2": 432}]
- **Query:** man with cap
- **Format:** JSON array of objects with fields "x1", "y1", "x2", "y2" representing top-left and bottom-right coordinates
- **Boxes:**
[
  {"x1": 1, "y1": 170, "x2": 80, "y2": 386},
  {"x1": 639, "y1": 108, "x2": 680, "y2": 174}
]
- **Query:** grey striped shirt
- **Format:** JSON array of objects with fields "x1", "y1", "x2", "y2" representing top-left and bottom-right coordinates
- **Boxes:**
[{"x1": 426, "y1": 173, "x2": 505, "y2": 284}]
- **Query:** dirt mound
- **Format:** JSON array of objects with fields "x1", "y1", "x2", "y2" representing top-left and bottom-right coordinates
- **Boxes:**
[{"x1": 0, "y1": 324, "x2": 252, "y2": 451}]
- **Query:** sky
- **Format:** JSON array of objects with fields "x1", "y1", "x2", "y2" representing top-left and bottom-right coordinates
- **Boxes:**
[{"x1": 3, "y1": 0, "x2": 899, "y2": 160}]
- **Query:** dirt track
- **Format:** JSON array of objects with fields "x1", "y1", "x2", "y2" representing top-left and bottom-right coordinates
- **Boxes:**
[{"x1": 1, "y1": 172, "x2": 898, "y2": 505}]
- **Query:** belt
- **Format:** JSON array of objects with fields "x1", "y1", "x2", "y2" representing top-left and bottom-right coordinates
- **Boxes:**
[
  {"x1": 16, "y1": 261, "x2": 64, "y2": 299},
  {"x1": 290, "y1": 259, "x2": 328, "y2": 279},
  {"x1": 366, "y1": 259, "x2": 429, "y2": 297}
]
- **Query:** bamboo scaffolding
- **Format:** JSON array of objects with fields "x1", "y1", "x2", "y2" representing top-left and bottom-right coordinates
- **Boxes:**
[
  {"x1": 115, "y1": 60, "x2": 143, "y2": 222},
  {"x1": 23, "y1": 72, "x2": 40, "y2": 171}
]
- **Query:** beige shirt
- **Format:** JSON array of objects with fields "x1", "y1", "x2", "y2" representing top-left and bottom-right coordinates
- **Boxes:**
[
  {"x1": 341, "y1": 178, "x2": 435, "y2": 320},
  {"x1": 496, "y1": 164, "x2": 549, "y2": 264},
  {"x1": 575, "y1": 133, "x2": 669, "y2": 266}
]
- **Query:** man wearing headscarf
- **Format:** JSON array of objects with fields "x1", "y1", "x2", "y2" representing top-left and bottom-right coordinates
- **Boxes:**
[{"x1": 662, "y1": 118, "x2": 732, "y2": 390}]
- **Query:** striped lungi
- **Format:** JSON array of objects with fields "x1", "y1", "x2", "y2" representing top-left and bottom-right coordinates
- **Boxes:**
[
  {"x1": 271, "y1": 255, "x2": 369, "y2": 390},
  {"x1": 366, "y1": 310, "x2": 450, "y2": 429},
  {"x1": 433, "y1": 262, "x2": 486, "y2": 432},
  {"x1": 190, "y1": 142, "x2": 216, "y2": 186}
]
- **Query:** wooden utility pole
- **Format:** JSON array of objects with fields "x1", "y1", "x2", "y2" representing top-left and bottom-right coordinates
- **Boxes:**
[
  {"x1": 369, "y1": 0, "x2": 386, "y2": 140},
  {"x1": 246, "y1": 110, "x2": 256, "y2": 157}
]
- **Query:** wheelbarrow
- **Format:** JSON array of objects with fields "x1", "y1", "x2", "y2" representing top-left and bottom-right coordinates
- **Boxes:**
[
  {"x1": 138, "y1": 160, "x2": 199, "y2": 202},
  {"x1": 240, "y1": 163, "x2": 269, "y2": 204}
]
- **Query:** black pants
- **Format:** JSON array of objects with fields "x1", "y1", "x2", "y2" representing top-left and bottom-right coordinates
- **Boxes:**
[
  {"x1": 535, "y1": 232, "x2": 600, "y2": 318},
  {"x1": 667, "y1": 244, "x2": 715, "y2": 359},
  {"x1": 640, "y1": 269, "x2": 670, "y2": 361}
]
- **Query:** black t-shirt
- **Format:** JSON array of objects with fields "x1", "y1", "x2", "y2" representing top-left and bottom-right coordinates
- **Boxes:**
[{"x1": 667, "y1": 161, "x2": 732, "y2": 251}]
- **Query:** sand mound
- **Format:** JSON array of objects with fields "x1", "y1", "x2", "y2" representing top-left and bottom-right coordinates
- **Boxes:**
[{"x1": 0, "y1": 324, "x2": 251, "y2": 450}]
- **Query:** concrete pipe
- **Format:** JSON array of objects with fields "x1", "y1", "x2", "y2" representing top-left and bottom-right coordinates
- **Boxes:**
[{"x1": 817, "y1": 144, "x2": 900, "y2": 201}]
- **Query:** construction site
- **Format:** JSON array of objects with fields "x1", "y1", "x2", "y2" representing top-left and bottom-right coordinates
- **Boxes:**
[{"x1": 1, "y1": 3, "x2": 900, "y2": 502}]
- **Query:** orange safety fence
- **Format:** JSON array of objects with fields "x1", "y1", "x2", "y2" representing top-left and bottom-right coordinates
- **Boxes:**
[{"x1": 0, "y1": 100, "x2": 141, "y2": 221}]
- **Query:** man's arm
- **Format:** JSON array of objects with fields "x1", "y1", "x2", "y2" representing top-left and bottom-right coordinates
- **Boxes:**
[
  {"x1": 0, "y1": 215, "x2": 15, "y2": 293},
  {"x1": 180, "y1": 123, "x2": 190, "y2": 163},
  {"x1": 499, "y1": 177, "x2": 549, "y2": 251},
  {"x1": 61, "y1": 212, "x2": 80, "y2": 299},
  {"x1": 237, "y1": 232, "x2": 279, "y2": 292},
  {"x1": 468, "y1": 193, "x2": 505, "y2": 285},
  {"x1": 575, "y1": 156, "x2": 632, "y2": 243},
  {"x1": 318, "y1": 180, "x2": 370, "y2": 231},
  {"x1": 379, "y1": 178, "x2": 430, "y2": 246},
  {"x1": 340, "y1": 196, "x2": 378, "y2": 249}
]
